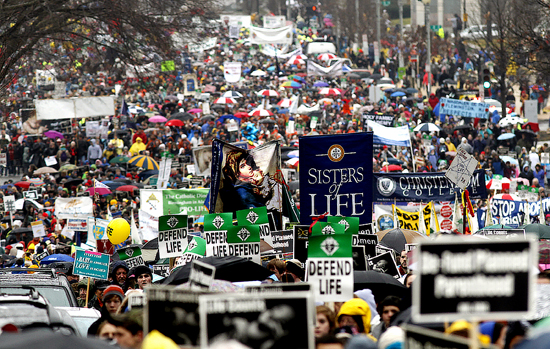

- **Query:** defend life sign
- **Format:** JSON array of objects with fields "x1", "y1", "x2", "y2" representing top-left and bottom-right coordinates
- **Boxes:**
[
  {"x1": 204, "y1": 213, "x2": 233, "y2": 258},
  {"x1": 226, "y1": 225, "x2": 261, "y2": 264},
  {"x1": 158, "y1": 215, "x2": 189, "y2": 258},
  {"x1": 307, "y1": 233, "x2": 353, "y2": 302},
  {"x1": 299, "y1": 133, "x2": 373, "y2": 225},
  {"x1": 412, "y1": 236, "x2": 537, "y2": 322}
]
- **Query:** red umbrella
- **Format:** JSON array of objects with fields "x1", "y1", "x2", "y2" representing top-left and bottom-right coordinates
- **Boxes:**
[
  {"x1": 382, "y1": 165, "x2": 402, "y2": 172},
  {"x1": 86, "y1": 187, "x2": 112, "y2": 195},
  {"x1": 116, "y1": 185, "x2": 139, "y2": 192},
  {"x1": 234, "y1": 112, "x2": 249, "y2": 118},
  {"x1": 166, "y1": 119, "x2": 184, "y2": 127},
  {"x1": 15, "y1": 181, "x2": 30, "y2": 189}
]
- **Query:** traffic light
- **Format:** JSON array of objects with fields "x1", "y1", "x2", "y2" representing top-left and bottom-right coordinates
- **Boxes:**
[
  {"x1": 482, "y1": 68, "x2": 491, "y2": 89},
  {"x1": 306, "y1": 5, "x2": 318, "y2": 17}
]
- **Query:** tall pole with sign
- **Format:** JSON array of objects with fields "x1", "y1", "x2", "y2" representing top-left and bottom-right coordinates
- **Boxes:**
[
  {"x1": 375, "y1": 0, "x2": 381, "y2": 64},
  {"x1": 423, "y1": 0, "x2": 431, "y2": 96}
]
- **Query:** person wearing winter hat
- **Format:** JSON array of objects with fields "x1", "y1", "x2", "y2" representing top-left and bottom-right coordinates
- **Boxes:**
[
  {"x1": 131, "y1": 265, "x2": 152, "y2": 290},
  {"x1": 103, "y1": 285, "x2": 125, "y2": 314},
  {"x1": 337, "y1": 298, "x2": 376, "y2": 341},
  {"x1": 378, "y1": 326, "x2": 405, "y2": 349},
  {"x1": 110, "y1": 261, "x2": 130, "y2": 292}
]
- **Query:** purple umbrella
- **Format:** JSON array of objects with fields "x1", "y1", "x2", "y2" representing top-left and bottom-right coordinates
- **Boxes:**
[
  {"x1": 86, "y1": 187, "x2": 112, "y2": 195},
  {"x1": 44, "y1": 130, "x2": 64, "y2": 139},
  {"x1": 148, "y1": 115, "x2": 168, "y2": 123},
  {"x1": 313, "y1": 81, "x2": 329, "y2": 87}
]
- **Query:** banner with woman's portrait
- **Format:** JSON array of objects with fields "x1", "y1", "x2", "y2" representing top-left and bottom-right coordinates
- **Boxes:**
[{"x1": 209, "y1": 140, "x2": 299, "y2": 230}]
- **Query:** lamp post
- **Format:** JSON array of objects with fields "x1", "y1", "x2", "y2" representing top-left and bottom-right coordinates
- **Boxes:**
[{"x1": 422, "y1": 0, "x2": 431, "y2": 96}]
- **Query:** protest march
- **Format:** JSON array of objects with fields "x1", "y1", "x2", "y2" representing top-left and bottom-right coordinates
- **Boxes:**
[{"x1": 3, "y1": 3, "x2": 550, "y2": 349}]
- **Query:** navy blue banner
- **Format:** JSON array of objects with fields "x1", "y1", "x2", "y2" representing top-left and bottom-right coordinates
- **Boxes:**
[
  {"x1": 373, "y1": 169, "x2": 487, "y2": 202},
  {"x1": 299, "y1": 133, "x2": 374, "y2": 225}
]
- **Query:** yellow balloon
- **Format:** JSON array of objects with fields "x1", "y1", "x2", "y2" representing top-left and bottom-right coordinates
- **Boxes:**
[{"x1": 106, "y1": 218, "x2": 130, "y2": 245}]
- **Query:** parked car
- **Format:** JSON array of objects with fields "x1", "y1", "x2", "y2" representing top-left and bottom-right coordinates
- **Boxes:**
[
  {"x1": 55, "y1": 307, "x2": 101, "y2": 337},
  {"x1": 460, "y1": 25, "x2": 499, "y2": 40},
  {"x1": 0, "y1": 268, "x2": 78, "y2": 307},
  {"x1": 305, "y1": 40, "x2": 337, "y2": 55}
]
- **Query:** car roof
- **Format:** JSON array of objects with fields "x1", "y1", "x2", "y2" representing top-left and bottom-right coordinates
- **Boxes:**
[{"x1": 55, "y1": 307, "x2": 101, "y2": 317}]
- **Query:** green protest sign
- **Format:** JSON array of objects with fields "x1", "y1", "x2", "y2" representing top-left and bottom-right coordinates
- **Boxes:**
[
  {"x1": 327, "y1": 216, "x2": 359, "y2": 235},
  {"x1": 173, "y1": 236, "x2": 207, "y2": 269},
  {"x1": 162, "y1": 189, "x2": 209, "y2": 216},
  {"x1": 398, "y1": 67, "x2": 406, "y2": 79},
  {"x1": 158, "y1": 215, "x2": 188, "y2": 258},
  {"x1": 117, "y1": 246, "x2": 145, "y2": 269},
  {"x1": 204, "y1": 212, "x2": 234, "y2": 231},
  {"x1": 308, "y1": 233, "x2": 352, "y2": 258},
  {"x1": 161, "y1": 60, "x2": 175, "y2": 72},
  {"x1": 74, "y1": 250, "x2": 110, "y2": 280},
  {"x1": 237, "y1": 207, "x2": 269, "y2": 226},
  {"x1": 311, "y1": 222, "x2": 346, "y2": 236},
  {"x1": 227, "y1": 225, "x2": 261, "y2": 264}
]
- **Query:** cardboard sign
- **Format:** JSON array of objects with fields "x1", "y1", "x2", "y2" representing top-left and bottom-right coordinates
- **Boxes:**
[
  {"x1": 117, "y1": 246, "x2": 145, "y2": 269},
  {"x1": 3, "y1": 195, "x2": 15, "y2": 212},
  {"x1": 367, "y1": 251, "x2": 401, "y2": 278},
  {"x1": 237, "y1": 207, "x2": 271, "y2": 247},
  {"x1": 353, "y1": 234, "x2": 378, "y2": 260},
  {"x1": 264, "y1": 230, "x2": 294, "y2": 255},
  {"x1": 45, "y1": 156, "x2": 57, "y2": 167},
  {"x1": 204, "y1": 213, "x2": 234, "y2": 258},
  {"x1": 352, "y1": 246, "x2": 367, "y2": 271},
  {"x1": 199, "y1": 292, "x2": 314, "y2": 349},
  {"x1": 307, "y1": 233, "x2": 353, "y2": 302},
  {"x1": 413, "y1": 236, "x2": 536, "y2": 322},
  {"x1": 67, "y1": 218, "x2": 87, "y2": 232},
  {"x1": 226, "y1": 225, "x2": 261, "y2": 264},
  {"x1": 31, "y1": 220, "x2": 46, "y2": 237},
  {"x1": 174, "y1": 236, "x2": 207, "y2": 268},
  {"x1": 189, "y1": 260, "x2": 216, "y2": 291},
  {"x1": 23, "y1": 190, "x2": 38, "y2": 200},
  {"x1": 73, "y1": 250, "x2": 110, "y2": 279},
  {"x1": 35, "y1": 251, "x2": 50, "y2": 262},
  {"x1": 158, "y1": 215, "x2": 189, "y2": 258},
  {"x1": 293, "y1": 225, "x2": 310, "y2": 264},
  {"x1": 445, "y1": 148, "x2": 479, "y2": 189},
  {"x1": 152, "y1": 264, "x2": 170, "y2": 277},
  {"x1": 245, "y1": 283, "x2": 311, "y2": 294},
  {"x1": 145, "y1": 286, "x2": 206, "y2": 347}
]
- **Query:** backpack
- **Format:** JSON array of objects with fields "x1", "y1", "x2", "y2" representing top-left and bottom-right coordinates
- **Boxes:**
[{"x1": 60, "y1": 150, "x2": 68, "y2": 162}]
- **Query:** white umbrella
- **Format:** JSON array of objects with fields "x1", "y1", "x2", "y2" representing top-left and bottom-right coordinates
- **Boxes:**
[
  {"x1": 222, "y1": 91, "x2": 243, "y2": 98},
  {"x1": 251, "y1": 70, "x2": 266, "y2": 76},
  {"x1": 498, "y1": 116, "x2": 523, "y2": 127},
  {"x1": 413, "y1": 123, "x2": 441, "y2": 132},
  {"x1": 15, "y1": 198, "x2": 43, "y2": 211}
]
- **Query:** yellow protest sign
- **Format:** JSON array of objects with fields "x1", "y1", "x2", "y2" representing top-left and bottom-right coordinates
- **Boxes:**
[{"x1": 393, "y1": 205, "x2": 420, "y2": 231}]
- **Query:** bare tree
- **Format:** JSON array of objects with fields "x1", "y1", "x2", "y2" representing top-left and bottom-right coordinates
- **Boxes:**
[{"x1": 0, "y1": 0, "x2": 220, "y2": 89}]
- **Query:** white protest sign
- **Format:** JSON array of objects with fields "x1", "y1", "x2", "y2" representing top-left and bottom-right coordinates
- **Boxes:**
[
  {"x1": 158, "y1": 215, "x2": 188, "y2": 258},
  {"x1": 31, "y1": 220, "x2": 46, "y2": 237},
  {"x1": 223, "y1": 62, "x2": 242, "y2": 83},
  {"x1": 524, "y1": 100, "x2": 538, "y2": 124},
  {"x1": 45, "y1": 156, "x2": 57, "y2": 166},
  {"x1": 0, "y1": 154, "x2": 6, "y2": 167},
  {"x1": 445, "y1": 148, "x2": 479, "y2": 189},
  {"x1": 67, "y1": 218, "x2": 87, "y2": 232}
]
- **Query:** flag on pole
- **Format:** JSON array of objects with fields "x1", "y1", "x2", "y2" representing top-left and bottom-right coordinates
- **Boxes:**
[
  {"x1": 452, "y1": 192, "x2": 463, "y2": 234},
  {"x1": 485, "y1": 199, "x2": 493, "y2": 227},
  {"x1": 130, "y1": 209, "x2": 142, "y2": 244},
  {"x1": 93, "y1": 179, "x2": 110, "y2": 189},
  {"x1": 429, "y1": 202, "x2": 439, "y2": 235}
]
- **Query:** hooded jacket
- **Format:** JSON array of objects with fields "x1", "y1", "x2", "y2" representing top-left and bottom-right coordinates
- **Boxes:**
[
  {"x1": 129, "y1": 137, "x2": 146, "y2": 156},
  {"x1": 87, "y1": 139, "x2": 102, "y2": 160},
  {"x1": 337, "y1": 298, "x2": 376, "y2": 339}
]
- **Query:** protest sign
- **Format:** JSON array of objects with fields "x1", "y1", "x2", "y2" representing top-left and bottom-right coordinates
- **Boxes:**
[
  {"x1": 189, "y1": 260, "x2": 216, "y2": 291},
  {"x1": 374, "y1": 205, "x2": 395, "y2": 231},
  {"x1": 245, "y1": 283, "x2": 311, "y2": 294},
  {"x1": 413, "y1": 236, "x2": 536, "y2": 322},
  {"x1": 445, "y1": 148, "x2": 479, "y2": 190},
  {"x1": 162, "y1": 189, "x2": 209, "y2": 216},
  {"x1": 139, "y1": 209, "x2": 159, "y2": 241},
  {"x1": 35, "y1": 251, "x2": 50, "y2": 262},
  {"x1": 223, "y1": 62, "x2": 242, "y2": 83},
  {"x1": 31, "y1": 220, "x2": 46, "y2": 238},
  {"x1": 394, "y1": 205, "x2": 420, "y2": 231},
  {"x1": 226, "y1": 225, "x2": 261, "y2": 264},
  {"x1": 367, "y1": 251, "x2": 401, "y2": 278},
  {"x1": 145, "y1": 286, "x2": 206, "y2": 346},
  {"x1": 362, "y1": 113, "x2": 395, "y2": 127},
  {"x1": 54, "y1": 197, "x2": 93, "y2": 219},
  {"x1": 264, "y1": 230, "x2": 293, "y2": 255},
  {"x1": 117, "y1": 246, "x2": 145, "y2": 269},
  {"x1": 373, "y1": 170, "x2": 487, "y2": 202},
  {"x1": 174, "y1": 236, "x2": 207, "y2": 268},
  {"x1": 0, "y1": 154, "x2": 6, "y2": 167},
  {"x1": 327, "y1": 216, "x2": 359, "y2": 235},
  {"x1": 475, "y1": 229, "x2": 526, "y2": 239},
  {"x1": 67, "y1": 218, "x2": 87, "y2": 232},
  {"x1": 403, "y1": 324, "x2": 474, "y2": 349},
  {"x1": 73, "y1": 250, "x2": 110, "y2": 279},
  {"x1": 23, "y1": 190, "x2": 38, "y2": 200},
  {"x1": 307, "y1": 233, "x2": 353, "y2": 301},
  {"x1": 158, "y1": 215, "x2": 189, "y2": 258},
  {"x1": 153, "y1": 264, "x2": 170, "y2": 277},
  {"x1": 86, "y1": 217, "x2": 109, "y2": 247},
  {"x1": 311, "y1": 221, "x2": 346, "y2": 236},
  {"x1": 204, "y1": 213, "x2": 233, "y2": 258},
  {"x1": 300, "y1": 133, "x2": 373, "y2": 224},
  {"x1": 353, "y1": 233, "x2": 378, "y2": 260},
  {"x1": 199, "y1": 292, "x2": 314, "y2": 349},
  {"x1": 352, "y1": 246, "x2": 367, "y2": 271},
  {"x1": 237, "y1": 207, "x2": 271, "y2": 247},
  {"x1": 439, "y1": 98, "x2": 491, "y2": 119},
  {"x1": 293, "y1": 225, "x2": 310, "y2": 264}
]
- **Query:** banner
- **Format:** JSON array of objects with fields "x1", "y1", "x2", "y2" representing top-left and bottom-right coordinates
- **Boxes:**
[
  {"x1": 158, "y1": 215, "x2": 189, "y2": 258},
  {"x1": 394, "y1": 205, "x2": 420, "y2": 231},
  {"x1": 373, "y1": 170, "x2": 487, "y2": 202},
  {"x1": 374, "y1": 205, "x2": 395, "y2": 231},
  {"x1": 188, "y1": 37, "x2": 218, "y2": 53},
  {"x1": 54, "y1": 197, "x2": 93, "y2": 219},
  {"x1": 31, "y1": 220, "x2": 46, "y2": 238},
  {"x1": 249, "y1": 25, "x2": 293, "y2": 45},
  {"x1": 139, "y1": 209, "x2": 159, "y2": 241},
  {"x1": 125, "y1": 62, "x2": 156, "y2": 78},
  {"x1": 141, "y1": 189, "x2": 209, "y2": 217},
  {"x1": 35, "y1": 97, "x2": 115, "y2": 120},
  {"x1": 366, "y1": 120, "x2": 411, "y2": 147},
  {"x1": 299, "y1": 133, "x2": 373, "y2": 225},
  {"x1": 362, "y1": 113, "x2": 395, "y2": 127},
  {"x1": 263, "y1": 16, "x2": 286, "y2": 28},
  {"x1": 223, "y1": 62, "x2": 242, "y2": 83},
  {"x1": 210, "y1": 140, "x2": 298, "y2": 229},
  {"x1": 306, "y1": 61, "x2": 343, "y2": 78},
  {"x1": 440, "y1": 98, "x2": 490, "y2": 119}
]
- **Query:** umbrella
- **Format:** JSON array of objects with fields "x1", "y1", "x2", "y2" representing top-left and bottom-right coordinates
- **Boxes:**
[
  {"x1": 497, "y1": 133, "x2": 515, "y2": 141},
  {"x1": 137, "y1": 169, "x2": 159, "y2": 179},
  {"x1": 222, "y1": 91, "x2": 244, "y2": 98},
  {"x1": 369, "y1": 73, "x2": 382, "y2": 80},
  {"x1": 319, "y1": 88, "x2": 343, "y2": 96},
  {"x1": 62, "y1": 178, "x2": 84, "y2": 188},
  {"x1": 59, "y1": 164, "x2": 78, "y2": 171},
  {"x1": 128, "y1": 155, "x2": 159, "y2": 170},
  {"x1": 286, "y1": 158, "x2": 299, "y2": 167},
  {"x1": 248, "y1": 109, "x2": 274, "y2": 117},
  {"x1": 168, "y1": 112, "x2": 193, "y2": 121},
  {"x1": 14, "y1": 181, "x2": 30, "y2": 189},
  {"x1": 43, "y1": 130, "x2": 64, "y2": 140},
  {"x1": 109, "y1": 155, "x2": 130, "y2": 164},
  {"x1": 413, "y1": 123, "x2": 441, "y2": 132},
  {"x1": 521, "y1": 224, "x2": 550, "y2": 239},
  {"x1": 259, "y1": 90, "x2": 280, "y2": 98},
  {"x1": 353, "y1": 271, "x2": 408, "y2": 303},
  {"x1": 28, "y1": 178, "x2": 44, "y2": 187},
  {"x1": 116, "y1": 185, "x2": 138, "y2": 192},
  {"x1": 493, "y1": 193, "x2": 520, "y2": 200},
  {"x1": 213, "y1": 97, "x2": 236, "y2": 104},
  {"x1": 443, "y1": 78, "x2": 457, "y2": 85},
  {"x1": 39, "y1": 253, "x2": 75, "y2": 265},
  {"x1": 499, "y1": 155, "x2": 519, "y2": 166},
  {"x1": 317, "y1": 53, "x2": 337, "y2": 61},
  {"x1": 86, "y1": 187, "x2": 111, "y2": 195},
  {"x1": 347, "y1": 73, "x2": 361, "y2": 79},
  {"x1": 0, "y1": 330, "x2": 114, "y2": 349},
  {"x1": 486, "y1": 176, "x2": 511, "y2": 190},
  {"x1": 313, "y1": 81, "x2": 329, "y2": 87},
  {"x1": 34, "y1": 167, "x2": 58, "y2": 175},
  {"x1": 499, "y1": 117, "x2": 523, "y2": 127},
  {"x1": 452, "y1": 124, "x2": 471, "y2": 131},
  {"x1": 391, "y1": 91, "x2": 406, "y2": 97},
  {"x1": 378, "y1": 84, "x2": 396, "y2": 90},
  {"x1": 277, "y1": 99, "x2": 292, "y2": 108},
  {"x1": 287, "y1": 58, "x2": 305, "y2": 65},
  {"x1": 188, "y1": 108, "x2": 203, "y2": 114},
  {"x1": 280, "y1": 81, "x2": 302, "y2": 89},
  {"x1": 484, "y1": 98, "x2": 503, "y2": 108},
  {"x1": 480, "y1": 224, "x2": 513, "y2": 230},
  {"x1": 234, "y1": 112, "x2": 249, "y2": 118},
  {"x1": 376, "y1": 228, "x2": 426, "y2": 253},
  {"x1": 381, "y1": 164, "x2": 402, "y2": 172},
  {"x1": 287, "y1": 150, "x2": 299, "y2": 158},
  {"x1": 165, "y1": 119, "x2": 184, "y2": 127},
  {"x1": 162, "y1": 256, "x2": 273, "y2": 285},
  {"x1": 250, "y1": 70, "x2": 266, "y2": 76},
  {"x1": 14, "y1": 199, "x2": 43, "y2": 211},
  {"x1": 148, "y1": 115, "x2": 167, "y2": 123},
  {"x1": 405, "y1": 87, "x2": 418, "y2": 94}
]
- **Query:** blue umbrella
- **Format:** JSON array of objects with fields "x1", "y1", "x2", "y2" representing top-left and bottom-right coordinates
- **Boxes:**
[
  {"x1": 40, "y1": 254, "x2": 75, "y2": 266},
  {"x1": 497, "y1": 133, "x2": 515, "y2": 141},
  {"x1": 267, "y1": 66, "x2": 276, "y2": 71},
  {"x1": 391, "y1": 91, "x2": 406, "y2": 97},
  {"x1": 314, "y1": 81, "x2": 329, "y2": 87},
  {"x1": 138, "y1": 169, "x2": 159, "y2": 179},
  {"x1": 278, "y1": 108, "x2": 289, "y2": 114}
]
